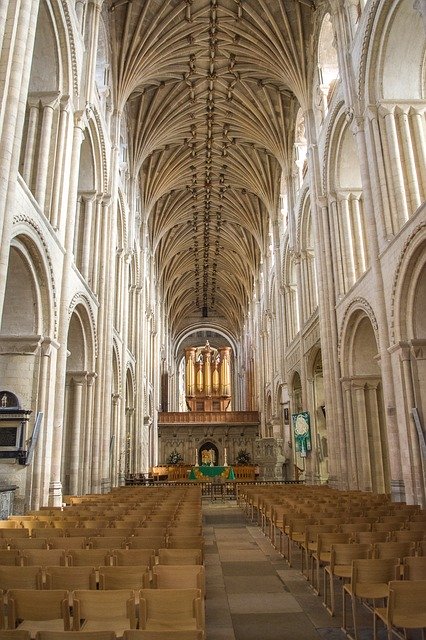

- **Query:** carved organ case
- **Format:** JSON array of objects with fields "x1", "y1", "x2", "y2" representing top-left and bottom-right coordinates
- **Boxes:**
[{"x1": 185, "y1": 341, "x2": 232, "y2": 411}]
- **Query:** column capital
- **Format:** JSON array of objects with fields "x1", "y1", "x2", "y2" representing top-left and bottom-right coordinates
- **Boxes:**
[
  {"x1": 40, "y1": 337, "x2": 60, "y2": 357},
  {"x1": 86, "y1": 372, "x2": 97, "y2": 386},
  {"x1": 80, "y1": 190, "x2": 97, "y2": 203},
  {"x1": 69, "y1": 371, "x2": 87, "y2": 385},
  {"x1": 112, "y1": 393, "x2": 121, "y2": 405}
]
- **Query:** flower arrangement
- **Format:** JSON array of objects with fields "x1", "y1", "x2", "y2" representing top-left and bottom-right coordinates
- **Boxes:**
[
  {"x1": 236, "y1": 449, "x2": 251, "y2": 465},
  {"x1": 167, "y1": 449, "x2": 184, "y2": 465}
]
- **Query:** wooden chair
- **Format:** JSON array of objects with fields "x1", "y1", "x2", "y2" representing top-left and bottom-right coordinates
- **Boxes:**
[
  {"x1": 312, "y1": 533, "x2": 350, "y2": 595},
  {"x1": 72, "y1": 589, "x2": 137, "y2": 635},
  {"x1": 392, "y1": 530, "x2": 425, "y2": 544},
  {"x1": 127, "y1": 537, "x2": 164, "y2": 551},
  {"x1": 157, "y1": 549, "x2": 202, "y2": 566},
  {"x1": 139, "y1": 588, "x2": 204, "y2": 632},
  {"x1": 67, "y1": 549, "x2": 111, "y2": 568},
  {"x1": 0, "y1": 631, "x2": 32, "y2": 639},
  {"x1": 9, "y1": 539, "x2": 48, "y2": 550},
  {"x1": 47, "y1": 537, "x2": 87, "y2": 550},
  {"x1": 98, "y1": 565, "x2": 148, "y2": 590},
  {"x1": 401, "y1": 556, "x2": 426, "y2": 580},
  {"x1": 301, "y1": 525, "x2": 336, "y2": 579},
  {"x1": 0, "y1": 530, "x2": 28, "y2": 540},
  {"x1": 0, "y1": 566, "x2": 43, "y2": 590},
  {"x1": 373, "y1": 580, "x2": 426, "y2": 640},
  {"x1": 44, "y1": 566, "x2": 97, "y2": 590},
  {"x1": 373, "y1": 541, "x2": 415, "y2": 562},
  {"x1": 20, "y1": 549, "x2": 67, "y2": 567},
  {"x1": 34, "y1": 529, "x2": 65, "y2": 539},
  {"x1": 167, "y1": 537, "x2": 203, "y2": 552},
  {"x1": 123, "y1": 631, "x2": 204, "y2": 640},
  {"x1": 0, "y1": 550, "x2": 20, "y2": 566},
  {"x1": 89, "y1": 537, "x2": 127, "y2": 550},
  {"x1": 80, "y1": 521, "x2": 111, "y2": 530},
  {"x1": 340, "y1": 523, "x2": 372, "y2": 537},
  {"x1": 0, "y1": 540, "x2": 8, "y2": 550},
  {"x1": 354, "y1": 531, "x2": 390, "y2": 544},
  {"x1": 149, "y1": 566, "x2": 205, "y2": 598},
  {"x1": 6, "y1": 589, "x2": 70, "y2": 635},
  {"x1": 35, "y1": 632, "x2": 116, "y2": 640},
  {"x1": 324, "y1": 543, "x2": 372, "y2": 615},
  {"x1": 342, "y1": 558, "x2": 399, "y2": 640},
  {"x1": 112, "y1": 549, "x2": 155, "y2": 569}
]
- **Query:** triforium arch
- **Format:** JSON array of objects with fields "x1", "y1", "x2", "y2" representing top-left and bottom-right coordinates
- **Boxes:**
[
  {"x1": 340, "y1": 303, "x2": 390, "y2": 494},
  {"x1": 362, "y1": 0, "x2": 426, "y2": 234},
  {"x1": 325, "y1": 108, "x2": 368, "y2": 295}
]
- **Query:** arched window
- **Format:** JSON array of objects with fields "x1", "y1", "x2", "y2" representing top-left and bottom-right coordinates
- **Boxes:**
[{"x1": 314, "y1": 13, "x2": 339, "y2": 127}]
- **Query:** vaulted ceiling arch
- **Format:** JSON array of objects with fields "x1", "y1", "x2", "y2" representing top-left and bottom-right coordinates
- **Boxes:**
[{"x1": 109, "y1": 0, "x2": 314, "y2": 339}]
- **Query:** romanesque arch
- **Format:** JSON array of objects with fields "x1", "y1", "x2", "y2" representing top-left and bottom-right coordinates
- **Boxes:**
[
  {"x1": 61, "y1": 304, "x2": 96, "y2": 496},
  {"x1": 340, "y1": 306, "x2": 389, "y2": 493}
]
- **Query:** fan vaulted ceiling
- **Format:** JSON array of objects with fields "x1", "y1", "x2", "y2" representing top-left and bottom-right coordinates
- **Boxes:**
[{"x1": 109, "y1": 0, "x2": 315, "y2": 339}]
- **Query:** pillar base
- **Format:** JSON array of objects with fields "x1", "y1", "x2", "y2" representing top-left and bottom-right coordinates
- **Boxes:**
[
  {"x1": 101, "y1": 477, "x2": 111, "y2": 494},
  {"x1": 390, "y1": 479, "x2": 406, "y2": 503},
  {"x1": 48, "y1": 481, "x2": 63, "y2": 507}
]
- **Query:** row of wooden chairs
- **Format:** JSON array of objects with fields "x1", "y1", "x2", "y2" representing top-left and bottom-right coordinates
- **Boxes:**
[
  {"x1": 0, "y1": 588, "x2": 205, "y2": 636},
  {"x1": 0, "y1": 564, "x2": 205, "y2": 596},
  {"x1": 0, "y1": 547, "x2": 204, "y2": 568},
  {"x1": 0, "y1": 631, "x2": 205, "y2": 640},
  {"x1": 342, "y1": 559, "x2": 426, "y2": 640}
]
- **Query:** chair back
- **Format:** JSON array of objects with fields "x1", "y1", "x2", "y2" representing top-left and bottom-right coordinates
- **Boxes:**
[{"x1": 387, "y1": 580, "x2": 426, "y2": 629}]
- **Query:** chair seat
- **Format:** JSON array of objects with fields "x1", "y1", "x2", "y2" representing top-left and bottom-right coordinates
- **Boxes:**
[
  {"x1": 344, "y1": 581, "x2": 389, "y2": 600},
  {"x1": 144, "y1": 620, "x2": 199, "y2": 631},
  {"x1": 81, "y1": 618, "x2": 130, "y2": 636},
  {"x1": 16, "y1": 619, "x2": 66, "y2": 636}
]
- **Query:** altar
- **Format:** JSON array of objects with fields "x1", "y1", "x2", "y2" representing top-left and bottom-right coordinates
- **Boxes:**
[{"x1": 188, "y1": 465, "x2": 235, "y2": 480}]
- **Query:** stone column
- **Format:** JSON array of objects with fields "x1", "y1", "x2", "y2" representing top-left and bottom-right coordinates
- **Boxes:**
[
  {"x1": 410, "y1": 106, "x2": 426, "y2": 199},
  {"x1": 82, "y1": 372, "x2": 96, "y2": 494},
  {"x1": 380, "y1": 104, "x2": 409, "y2": 227},
  {"x1": 31, "y1": 338, "x2": 59, "y2": 509},
  {"x1": 83, "y1": 0, "x2": 104, "y2": 102},
  {"x1": 50, "y1": 112, "x2": 87, "y2": 506},
  {"x1": 397, "y1": 107, "x2": 421, "y2": 212},
  {"x1": 69, "y1": 373, "x2": 87, "y2": 496},
  {"x1": 91, "y1": 196, "x2": 103, "y2": 293},
  {"x1": 365, "y1": 106, "x2": 393, "y2": 242},
  {"x1": 50, "y1": 96, "x2": 71, "y2": 230},
  {"x1": 22, "y1": 96, "x2": 40, "y2": 186},
  {"x1": 91, "y1": 196, "x2": 111, "y2": 492},
  {"x1": 352, "y1": 381, "x2": 372, "y2": 492},
  {"x1": 351, "y1": 114, "x2": 404, "y2": 499},
  {"x1": 339, "y1": 192, "x2": 356, "y2": 289},
  {"x1": 34, "y1": 92, "x2": 60, "y2": 212},
  {"x1": 110, "y1": 393, "x2": 120, "y2": 487},
  {"x1": 80, "y1": 191, "x2": 97, "y2": 281},
  {"x1": 351, "y1": 195, "x2": 366, "y2": 275},
  {"x1": 341, "y1": 378, "x2": 359, "y2": 489}
]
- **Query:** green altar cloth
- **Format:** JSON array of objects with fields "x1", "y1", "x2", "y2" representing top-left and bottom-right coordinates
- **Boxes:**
[{"x1": 188, "y1": 465, "x2": 235, "y2": 480}]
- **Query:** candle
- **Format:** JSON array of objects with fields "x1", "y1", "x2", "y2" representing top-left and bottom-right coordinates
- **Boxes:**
[
  {"x1": 195, "y1": 448, "x2": 199, "y2": 466},
  {"x1": 224, "y1": 447, "x2": 228, "y2": 467}
]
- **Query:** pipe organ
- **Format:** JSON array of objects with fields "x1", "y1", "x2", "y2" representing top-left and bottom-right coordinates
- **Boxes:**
[{"x1": 184, "y1": 341, "x2": 232, "y2": 411}]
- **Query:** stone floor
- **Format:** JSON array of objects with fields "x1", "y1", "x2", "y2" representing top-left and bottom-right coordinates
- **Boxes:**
[{"x1": 203, "y1": 500, "x2": 418, "y2": 640}]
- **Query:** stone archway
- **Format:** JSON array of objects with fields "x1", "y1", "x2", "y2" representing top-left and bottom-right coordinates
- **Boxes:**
[{"x1": 341, "y1": 311, "x2": 389, "y2": 493}]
